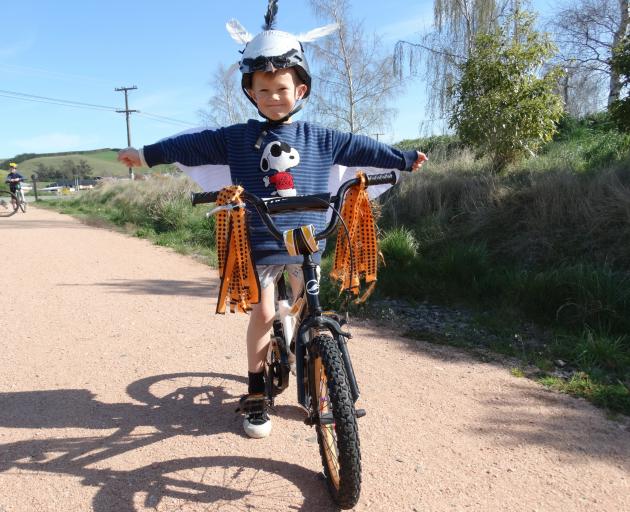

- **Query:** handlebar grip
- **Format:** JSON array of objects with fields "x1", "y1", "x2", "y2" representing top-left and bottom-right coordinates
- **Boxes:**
[
  {"x1": 191, "y1": 191, "x2": 219, "y2": 206},
  {"x1": 365, "y1": 171, "x2": 398, "y2": 187}
]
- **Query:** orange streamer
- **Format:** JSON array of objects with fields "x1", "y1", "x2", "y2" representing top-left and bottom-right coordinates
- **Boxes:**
[
  {"x1": 330, "y1": 172, "x2": 379, "y2": 304},
  {"x1": 214, "y1": 186, "x2": 260, "y2": 314}
]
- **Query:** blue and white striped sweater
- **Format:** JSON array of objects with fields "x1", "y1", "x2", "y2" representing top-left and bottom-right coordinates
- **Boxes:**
[{"x1": 143, "y1": 120, "x2": 417, "y2": 264}]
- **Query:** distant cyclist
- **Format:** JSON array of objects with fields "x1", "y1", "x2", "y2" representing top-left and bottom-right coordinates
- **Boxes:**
[{"x1": 5, "y1": 163, "x2": 25, "y2": 210}]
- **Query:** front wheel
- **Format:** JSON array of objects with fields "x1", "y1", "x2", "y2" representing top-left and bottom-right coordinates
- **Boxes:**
[
  {"x1": 308, "y1": 334, "x2": 361, "y2": 509},
  {"x1": 0, "y1": 190, "x2": 17, "y2": 217}
]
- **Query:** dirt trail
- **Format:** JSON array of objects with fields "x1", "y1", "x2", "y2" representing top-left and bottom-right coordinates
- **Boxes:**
[{"x1": 0, "y1": 206, "x2": 628, "y2": 512}]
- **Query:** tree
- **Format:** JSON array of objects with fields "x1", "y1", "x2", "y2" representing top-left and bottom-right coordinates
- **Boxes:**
[
  {"x1": 307, "y1": 0, "x2": 401, "y2": 134},
  {"x1": 609, "y1": 35, "x2": 630, "y2": 130},
  {"x1": 394, "y1": 0, "x2": 512, "y2": 117},
  {"x1": 449, "y1": 12, "x2": 564, "y2": 171},
  {"x1": 199, "y1": 63, "x2": 256, "y2": 127},
  {"x1": 550, "y1": 0, "x2": 629, "y2": 107}
]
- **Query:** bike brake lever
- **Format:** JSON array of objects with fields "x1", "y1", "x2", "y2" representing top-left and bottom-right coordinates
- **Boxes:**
[{"x1": 205, "y1": 202, "x2": 245, "y2": 218}]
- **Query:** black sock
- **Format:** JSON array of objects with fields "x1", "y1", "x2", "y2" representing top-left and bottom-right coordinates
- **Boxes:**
[{"x1": 248, "y1": 371, "x2": 265, "y2": 395}]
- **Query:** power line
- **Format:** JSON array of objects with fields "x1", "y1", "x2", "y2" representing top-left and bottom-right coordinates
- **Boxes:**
[
  {"x1": 137, "y1": 112, "x2": 197, "y2": 127},
  {"x1": 0, "y1": 88, "x2": 117, "y2": 111},
  {"x1": 0, "y1": 87, "x2": 198, "y2": 127}
]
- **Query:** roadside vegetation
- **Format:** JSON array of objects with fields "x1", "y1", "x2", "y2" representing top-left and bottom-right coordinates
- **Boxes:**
[{"x1": 38, "y1": 112, "x2": 630, "y2": 416}]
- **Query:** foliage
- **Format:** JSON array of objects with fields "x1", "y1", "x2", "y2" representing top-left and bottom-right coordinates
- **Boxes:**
[
  {"x1": 609, "y1": 35, "x2": 630, "y2": 131},
  {"x1": 33, "y1": 159, "x2": 94, "y2": 180},
  {"x1": 449, "y1": 12, "x2": 564, "y2": 171},
  {"x1": 393, "y1": 0, "x2": 505, "y2": 117},
  {"x1": 43, "y1": 176, "x2": 216, "y2": 264}
]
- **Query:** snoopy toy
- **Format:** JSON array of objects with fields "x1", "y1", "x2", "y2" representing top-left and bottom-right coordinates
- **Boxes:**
[{"x1": 260, "y1": 141, "x2": 299, "y2": 197}]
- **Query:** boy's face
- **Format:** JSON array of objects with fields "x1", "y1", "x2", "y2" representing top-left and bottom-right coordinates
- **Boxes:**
[{"x1": 248, "y1": 68, "x2": 308, "y2": 121}]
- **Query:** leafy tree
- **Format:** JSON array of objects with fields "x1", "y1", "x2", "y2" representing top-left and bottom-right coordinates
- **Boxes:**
[
  {"x1": 449, "y1": 12, "x2": 564, "y2": 171},
  {"x1": 609, "y1": 35, "x2": 630, "y2": 131},
  {"x1": 394, "y1": 0, "x2": 510, "y2": 117}
]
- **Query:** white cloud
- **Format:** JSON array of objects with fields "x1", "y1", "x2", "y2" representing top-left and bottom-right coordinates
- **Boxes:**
[{"x1": 12, "y1": 133, "x2": 100, "y2": 154}]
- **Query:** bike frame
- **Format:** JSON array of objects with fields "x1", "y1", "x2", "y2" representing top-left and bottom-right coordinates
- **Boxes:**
[
  {"x1": 292, "y1": 253, "x2": 360, "y2": 411},
  {"x1": 191, "y1": 170, "x2": 397, "y2": 411}
]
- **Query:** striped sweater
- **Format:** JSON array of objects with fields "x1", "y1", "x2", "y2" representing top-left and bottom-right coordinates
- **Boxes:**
[{"x1": 143, "y1": 119, "x2": 418, "y2": 264}]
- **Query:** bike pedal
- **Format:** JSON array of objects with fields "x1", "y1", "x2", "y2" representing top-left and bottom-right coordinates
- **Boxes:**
[{"x1": 355, "y1": 408, "x2": 366, "y2": 418}]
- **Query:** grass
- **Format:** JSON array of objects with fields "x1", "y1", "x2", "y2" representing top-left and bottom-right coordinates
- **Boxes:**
[
  {"x1": 7, "y1": 150, "x2": 178, "y2": 178},
  {"x1": 38, "y1": 114, "x2": 630, "y2": 415},
  {"x1": 42, "y1": 175, "x2": 217, "y2": 266}
]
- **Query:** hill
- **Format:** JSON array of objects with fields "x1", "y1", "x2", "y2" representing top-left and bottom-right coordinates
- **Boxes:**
[{"x1": 1, "y1": 149, "x2": 176, "y2": 178}]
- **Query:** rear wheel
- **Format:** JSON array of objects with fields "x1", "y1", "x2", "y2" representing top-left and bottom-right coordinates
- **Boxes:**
[{"x1": 309, "y1": 334, "x2": 361, "y2": 509}]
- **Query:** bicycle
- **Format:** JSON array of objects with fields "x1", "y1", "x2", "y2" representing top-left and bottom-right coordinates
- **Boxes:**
[{"x1": 192, "y1": 170, "x2": 397, "y2": 509}]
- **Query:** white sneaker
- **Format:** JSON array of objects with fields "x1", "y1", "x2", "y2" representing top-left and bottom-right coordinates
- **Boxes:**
[
  {"x1": 239, "y1": 394, "x2": 272, "y2": 439},
  {"x1": 243, "y1": 410, "x2": 272, "y2": 439}
]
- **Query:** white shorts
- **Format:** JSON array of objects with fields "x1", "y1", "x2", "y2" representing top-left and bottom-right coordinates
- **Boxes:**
[{"x1": 256, "y1": 264, "x2": 320, "y2": 289}]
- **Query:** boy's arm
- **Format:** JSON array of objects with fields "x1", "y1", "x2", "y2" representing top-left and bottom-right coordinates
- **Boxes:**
[
  {"x1": 117, "y1": 128, "x2": 229, "y2": 168},
  {"x1": 331, "y1": 131, "x2": 427, "y2": 172}
]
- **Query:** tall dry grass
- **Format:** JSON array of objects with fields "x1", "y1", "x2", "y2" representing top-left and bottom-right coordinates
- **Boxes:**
[{"x1": 382, "y1": 154, "x2": 630, "y2": 269}]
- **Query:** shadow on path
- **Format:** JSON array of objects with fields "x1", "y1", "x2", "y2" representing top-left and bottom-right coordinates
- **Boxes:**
[
  {"x1": 59, "y1": 278, "x2": 219, "y2": 297},
  {"x1": 0, "y1": 372, "x2": 335, "y2": 511}
]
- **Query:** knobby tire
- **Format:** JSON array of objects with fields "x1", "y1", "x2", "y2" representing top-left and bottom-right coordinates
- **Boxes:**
[{"x1": 309, "y1": 334, "x2": 361, "y2": 509}]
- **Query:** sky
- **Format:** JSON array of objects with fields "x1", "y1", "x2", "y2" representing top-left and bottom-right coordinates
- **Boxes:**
[{"x1": 0, "y1": 0, "x2": 554, "y2": 159}]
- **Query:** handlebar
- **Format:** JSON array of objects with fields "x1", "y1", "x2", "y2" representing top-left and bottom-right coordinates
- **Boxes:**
[{"x1": 191, "y1": 171, "x2": 397, "y2": 242}]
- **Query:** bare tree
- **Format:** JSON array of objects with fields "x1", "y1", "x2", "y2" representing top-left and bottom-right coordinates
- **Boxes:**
[
  {"x1": 306, "y1": 0, "x2": 401, "y2": 134},
  {"x1": 394, "y1": 0, "x2": 512, "y2": 117},
  {"x1": 550, "y1": 0, "x2": 629, "y2": 107},
  {"x1": 198, "y1": 63, "x2": 256, "y2": 127}
]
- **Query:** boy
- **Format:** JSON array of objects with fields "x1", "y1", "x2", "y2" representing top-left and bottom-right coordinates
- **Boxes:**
[
  {"x1": 5, "y1": 163, "x2": 25, "y2": 211},
  {"x1": 118, "y1": 4, "x2": 427, "y2": 439}
]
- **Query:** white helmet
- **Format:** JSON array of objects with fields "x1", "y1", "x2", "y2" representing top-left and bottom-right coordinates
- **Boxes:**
[
  {"x1": 226, "y1": 0, "x2": 337, "y2": 122},
  {"x1": 239, "y1": 30, "x2": 311, "y2": 99}
]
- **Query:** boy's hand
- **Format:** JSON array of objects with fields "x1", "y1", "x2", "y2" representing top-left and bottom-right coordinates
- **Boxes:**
[
  {"x1": 412, "y1": 151, "x2": 428, "y2": 171},
  {"x1": 117, "y1": 147, "x2": 142, "y2": 167}
]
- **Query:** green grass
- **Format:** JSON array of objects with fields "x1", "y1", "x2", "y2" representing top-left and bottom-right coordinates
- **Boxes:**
[
  {"x1": 539, "y1": 373, "x2": 630, "y2": 414},
  {"x1": 5, "y1": 150, "x2": 177, "y2": 178},
  {"x1": 43, "y1": 176, "x2": 217, "y2": 266},
  {"x1": 37, "y1": 116, "x2": 630, "y2": 415}
]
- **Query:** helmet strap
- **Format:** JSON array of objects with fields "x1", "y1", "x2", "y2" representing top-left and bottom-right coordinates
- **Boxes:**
[{"x1": 250, "y1": 99, "x2": 306, "y2": 150}]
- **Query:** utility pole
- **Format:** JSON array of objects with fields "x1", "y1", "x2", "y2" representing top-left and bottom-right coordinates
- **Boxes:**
[
  {"x1": 372, "y1": 133, "x2": 384, "y2": 142},
  {"x1": 115, "y1": 85, "x2": 138, "y2": 181}
]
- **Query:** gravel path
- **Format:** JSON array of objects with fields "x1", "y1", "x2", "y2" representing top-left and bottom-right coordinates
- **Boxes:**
[{"x1": 1, "y1": 206, "x2": 629, "y2": 512}]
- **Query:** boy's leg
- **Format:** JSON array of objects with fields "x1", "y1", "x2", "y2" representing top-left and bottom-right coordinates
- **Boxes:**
[
  {"x1": 241, "y1": 268, "x2": 278, "y2": 439},
  {"x1": 246, "y1": 280, "x2": 276, "y2": 375}
]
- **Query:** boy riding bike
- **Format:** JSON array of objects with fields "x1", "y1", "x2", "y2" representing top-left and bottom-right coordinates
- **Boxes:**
[
  {"x1": 5, "y1": 163, "x2": 25, "y2": 211},
  {"x1": 118, "y1": 0, "x2": 427, "y2": 439}
]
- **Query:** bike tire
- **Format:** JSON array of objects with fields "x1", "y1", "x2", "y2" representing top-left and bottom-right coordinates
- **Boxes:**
[
  {"x1": 18, "y1": 193, "x2": 26, "y2": 213},
  {"x1": 308, "y1": 334, "x2": 361, "y2": 509},
  {"x1": 0, "y1": 190, "x2": 17, "y2": 217}
]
